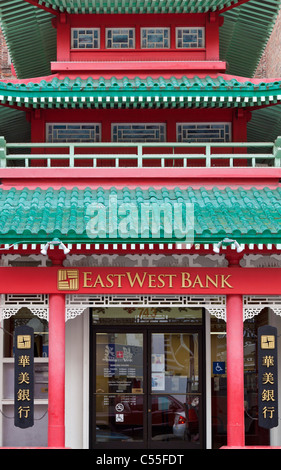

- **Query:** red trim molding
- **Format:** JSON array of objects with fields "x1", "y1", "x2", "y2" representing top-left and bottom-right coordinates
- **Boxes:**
[
  {"x1": 51, "y1": 60, "x2": 227, "y2": 77},
  {"x1": 1, "y1": 167, "x2": 280, "y2": 190}
]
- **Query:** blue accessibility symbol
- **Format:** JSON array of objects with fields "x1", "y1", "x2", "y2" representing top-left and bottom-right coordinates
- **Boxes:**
[{"x1": 213, "y1": 361, "x2": 225, "y2": 374}]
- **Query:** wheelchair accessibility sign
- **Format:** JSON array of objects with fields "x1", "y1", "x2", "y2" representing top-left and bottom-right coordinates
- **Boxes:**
[{"x1": 213, "y1": 362, "x2": 225, "y2": 374}]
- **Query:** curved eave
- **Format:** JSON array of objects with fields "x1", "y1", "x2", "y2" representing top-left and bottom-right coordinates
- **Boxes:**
[
  {"x1": 0, "y1": 1, "x2": 56, "y2": 79},
  {"x1": 26, "y1": 0, "x2": 251, "y2": 14},
  {"x1": 220, "y1": 0, "x2": 281, "y2": 76},
  {"x1": 1, "y1": 74, "x2": 281, "y2": 110}
]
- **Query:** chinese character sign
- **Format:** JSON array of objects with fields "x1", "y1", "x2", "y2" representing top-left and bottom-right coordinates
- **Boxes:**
[
  {"x1": 258, "y1": 325, "x2": 278, "y2": 429},
  {"x1": 14, "y1": 325, "x2": 34, "y2": 428}
]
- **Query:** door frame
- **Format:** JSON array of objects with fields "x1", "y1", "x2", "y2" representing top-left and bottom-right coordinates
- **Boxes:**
[{"x1": 89, "y1": 321, "x2": 206, "y2": 449}]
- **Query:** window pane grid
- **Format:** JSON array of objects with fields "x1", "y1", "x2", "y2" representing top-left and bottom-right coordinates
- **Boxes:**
[
  {"x1": 71, "y1": 26, "x2": 205, "y2": 50},
  {"x1": 71, "y1": 28, "x2": 100, "y2": 49},
  {"x1": 112, "y1": 123, "x2": 166, "y2": 142},
  {"x1": 176, "y1": 27, "x2": 205, "y2": 48},
  {"x1": 46, "y1": 124, "x2": 101, "y2": 143},
  {"x1": 141, "y1": 28, "x2": 170, "y2": 48},
  {"x1": 177, "y1": 123, "x2": 231, "y2": 143},
  {"x1": 106, "y1": 28, "x2": 135, "y2": 49}
]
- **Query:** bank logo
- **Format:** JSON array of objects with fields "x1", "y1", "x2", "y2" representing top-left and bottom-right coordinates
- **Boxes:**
[
  {"x1": 58, "y1": 269, "x2": 79, "y2": 290},
  {"x1": 261, "y1": 335, "x2": 275, "y2": 350},
  {"x1": 17, "y1": 335, "x2": 32, "y2": 349}
]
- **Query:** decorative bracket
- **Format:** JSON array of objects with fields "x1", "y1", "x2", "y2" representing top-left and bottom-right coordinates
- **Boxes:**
[{"x1": 1, "y1": 294, "x2": 281, "y2": 324}]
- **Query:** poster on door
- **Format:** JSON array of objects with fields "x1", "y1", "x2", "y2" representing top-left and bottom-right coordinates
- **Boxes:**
[
  {"x1": 97, "y1": 342, "x2": 143, "y2": 394},
  {"x1": 152, "y1": 353, "x2": 165, "y2": 391}
]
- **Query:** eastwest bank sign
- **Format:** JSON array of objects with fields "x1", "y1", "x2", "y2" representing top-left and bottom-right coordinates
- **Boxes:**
[
  {"x1": 77, "y1": 269, "x2": 232, "y2": 291},
  {"x1": 1, "y1": 267, "x2": 281, "y2": 294}
]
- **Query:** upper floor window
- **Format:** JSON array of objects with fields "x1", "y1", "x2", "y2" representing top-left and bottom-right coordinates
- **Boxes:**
[
  {"x1": 141, "y1": 28, "x2": 170, "y2": 49},
  {"x1": 71, "y1": 28, "x2": 100, "y2": 49},
  {"x1": 70, "y1": 26, "x2": 206, "y2": 50},
  {"x1": 106, "y1": 28, "x2": 135, "y2": 49},
  {"x1": 46, "y1": 123, "x2": 231, "y2": 143},
  {"x1": 46, "y1": 123, "x2": 101, "y2": 143},
  {"x1": 112, "y1": 123, "x2": 166, "y2": 142},
  {"x1": 176, "y1": 27, "x2": 205, "y2": 48},
  {"x1": 177, "y1": 123, "x2": 231, "y2": 142}
]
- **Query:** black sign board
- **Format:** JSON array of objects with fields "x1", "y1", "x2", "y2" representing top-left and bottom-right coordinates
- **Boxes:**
[
  {"x1": 14, "y1": 325, "x2": 34, "y2": 428},
  {"x1": 258, "y1": 325, "x2": 278, "y2": 429}
]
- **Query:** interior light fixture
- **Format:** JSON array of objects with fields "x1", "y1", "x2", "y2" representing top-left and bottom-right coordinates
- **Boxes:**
[
  {"x1": 213, "y1": 238, "x2": 243, "y2": 254},
  {"x1": 40, "y1": 238, "x2": 71, "y2": 255}
]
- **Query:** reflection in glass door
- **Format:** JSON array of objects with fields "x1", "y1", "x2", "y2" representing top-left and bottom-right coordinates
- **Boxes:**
[
  {"x1": 91, "y1": 328, "x2": 203, "y2": 449},
  {"x1": 150, "y1": 333, "x2": 201, "y2": 446}
]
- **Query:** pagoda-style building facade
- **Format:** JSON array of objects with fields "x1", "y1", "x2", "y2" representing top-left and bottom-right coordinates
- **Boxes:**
[{"x1": 1, "y1": 0, "x2": 281, "y2": 450}]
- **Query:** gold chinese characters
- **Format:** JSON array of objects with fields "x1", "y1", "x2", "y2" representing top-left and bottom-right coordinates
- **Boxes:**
[
  {"x1": 14, "y1": 326, "x2": 34, "y2": 429},
  {"x1": 258, "y1": 328, "x2": 278, "y2": 428}
]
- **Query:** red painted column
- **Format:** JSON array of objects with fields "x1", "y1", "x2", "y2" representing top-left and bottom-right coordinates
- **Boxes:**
[
  {"x1": 226, "y1": 253, "x2": 245, "y2": 447},
  {"x1": 48, "y1": 292, "x2": 66, "y2": 447}
]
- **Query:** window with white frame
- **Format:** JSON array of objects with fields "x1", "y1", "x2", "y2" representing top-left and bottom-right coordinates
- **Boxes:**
[
  {"x1": 141, "y1": 28, "x2": 170, "y2": 48},
  {"x1": 71, "y1": 28, "x2": 100, "y2": 49},
  {"x1": 176, "y1": 27, "x2": 205, "y2": 48},
  {"x1": 106, "y1": 28, "x2": 135, "y2": 49},
  {"x1": 112, "y1": 123, "x2": 166, "y2": 142},
  {"x1": 177, "y1": 123, "x2": 231, "y2": 142},
  {"x1": 46, "y1": 123, "x2": 101, "y2": 143}
]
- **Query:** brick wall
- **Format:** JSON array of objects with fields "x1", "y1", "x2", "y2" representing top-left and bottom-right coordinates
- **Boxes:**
[
  {"x1": 0, "y1": 27, "x2": 13, "y2": 79},
  {"x1": 255, "y1": 8, "x2": 281, "y2": 78}
]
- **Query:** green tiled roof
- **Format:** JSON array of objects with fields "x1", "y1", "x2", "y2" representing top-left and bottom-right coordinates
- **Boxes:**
[
  {"x1": 1, "y1": 75, "x2": 281, "y2": 109},
  {"x1": 0, "y1": 0, "x2": 56, "y2": 79},
  {"x1": 0, "y1": 186, "x2": 281, "y2": 245}
]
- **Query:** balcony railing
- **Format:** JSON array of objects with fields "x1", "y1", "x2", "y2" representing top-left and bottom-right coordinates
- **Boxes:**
[{"x1": 0, "y1": 137, "x2": 281, "y2": 168}]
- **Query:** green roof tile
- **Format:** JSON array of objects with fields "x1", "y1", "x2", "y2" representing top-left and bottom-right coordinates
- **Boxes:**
[
  {"x1": 0, "y1": 186, "x2": 281, "y2": 245},
  {"x1": 1, "y1": 75, "x2": 281, "y2": 109}
]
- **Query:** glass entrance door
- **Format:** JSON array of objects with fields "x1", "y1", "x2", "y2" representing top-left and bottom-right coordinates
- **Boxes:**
[
  {"x1": 94, "y1": 331, "x2": 146, "y2": 445},
  {"x1": 91, "y1": 327, "x2": 203, "y2": 449}
]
